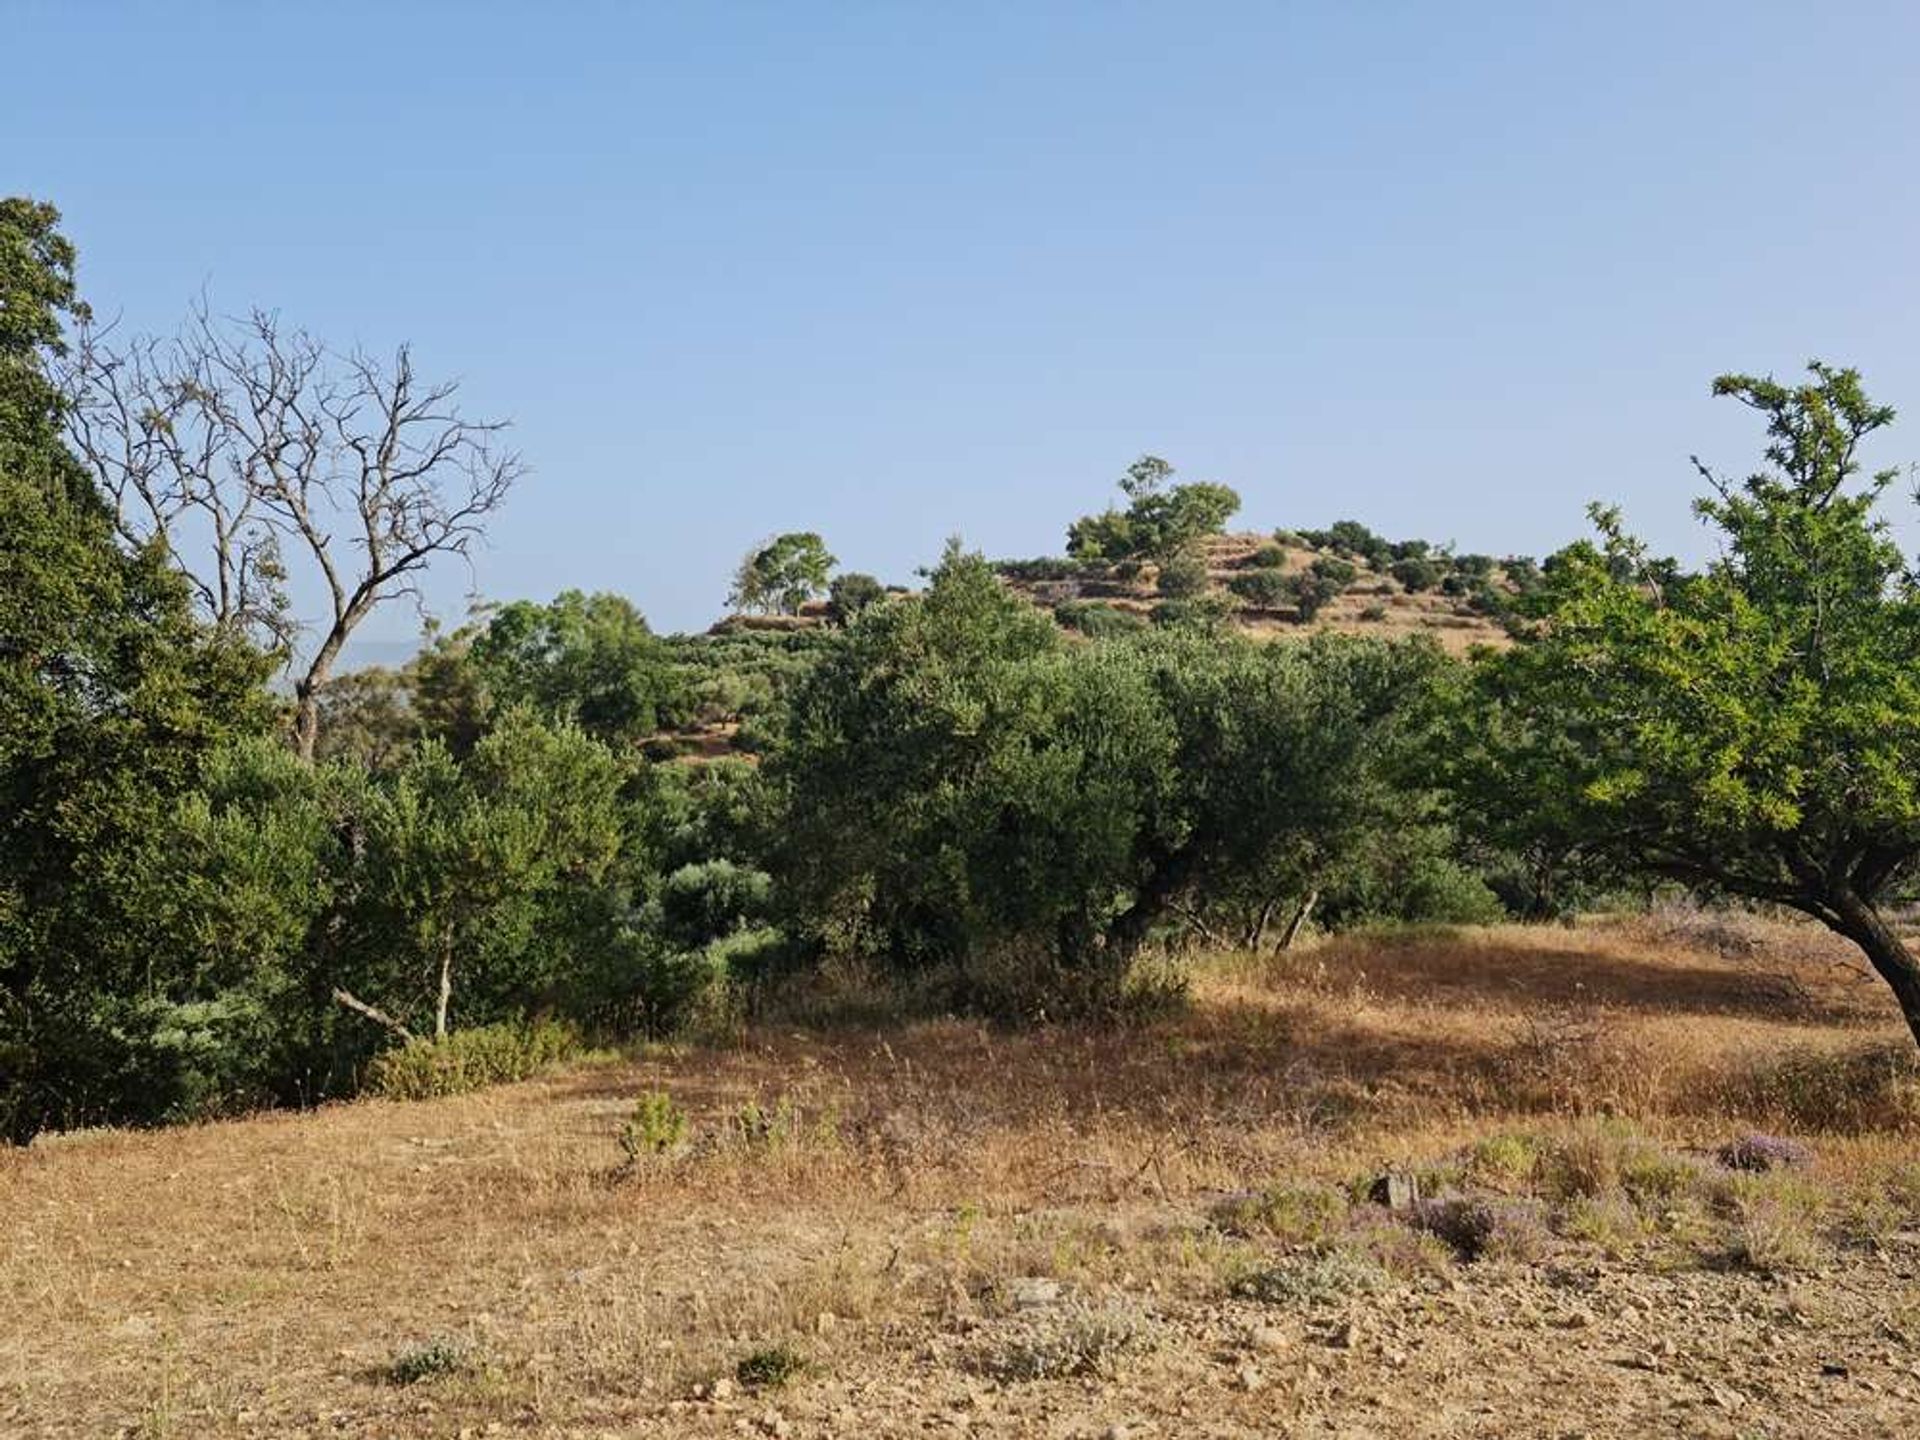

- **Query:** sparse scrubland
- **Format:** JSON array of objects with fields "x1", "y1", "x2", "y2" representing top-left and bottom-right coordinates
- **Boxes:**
[
  {"x1": 4, "y1": 916, "x2": 1919, "y2": 1437},
  {"x1": 9, "y1": 199, "x2": 1920, "y2": 1436}
]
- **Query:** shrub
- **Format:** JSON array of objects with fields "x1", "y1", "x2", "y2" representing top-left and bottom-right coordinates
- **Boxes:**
[
  {"x1": 1723, "y1": 1177, "x2": 1827, "y2": 1273},
  {"x1": 1557, "y1": 1194, "x2": 1645, "y2": 1256},
  {"x1": 1304, "y1": 520, "x2": 1390, "y2": 565},
  {"x1": 1409, "y1": 1196, "x2": 1551, "y2": 1263},
  {"x1": 1466, "y1": 1132, "x2": 1540, "y2": 1191},
  {"x1": 1245, "y1": 543, "x2": 1288, "y2": 570},
  {"x1": 1465, "y1": 580, "x2": 1509, "y2": 617},
  {"x1": 1212, "y1": 1181, "x2": 1349, "y2": 1244},
  {"x1": 1284, "y1": 573, "x2": 1344, "y2": 621},
  {"x1": 825, "y1": 571, "x2": 886, "y2": 625},
  {"x1": 735, "y1": 1345, "x2": 809, "y2": 1391},
  {"x1": 982, "y1": 1297, "x2": 1154, "y2": 1382},
  {"x1": 363, "y1": 1021, "x2": 581, "y2": 1101},
  {"x1": 656, "y1": 859, "x2": 774, "y2": 949},
  {"x1": 1150, "y1": 594, "x2": 1236, "y2": 630},
  {"x1": 1717, "y1": 1133, "x2": 1813, "y2": 1173},
  {"x1": 1503, "y1": 555, "x2": 1543, "y2": 593},
  {"x1": 1227, "y1": 567, "x2": 1291, "y2": 608},
  {"x1": 994, "y1": 557, "x2": 1095, "y2": 582},
  {"x1": 1340, "y1": 1210, "x2": 1455, "y2": 1278},
  {"x1": 1155, "y1": 551, "x2": 1209, "y2": 598},
  {"x1": 1055, "y1": 600, "x2": 1148, "y2": 638},
  {"x1": 618, "y1": 1090, "x2": 690, "y2": 1164},
  {"x1": 1389, "y1": 557, "x2": 1441, "y2": 592},
  {"x1": 1228, "y1": 1249, "x2": 1387, "y2": 1307},
  {"x1": 387, "y1": 1336, "x2": 476, "y2": 1385}
]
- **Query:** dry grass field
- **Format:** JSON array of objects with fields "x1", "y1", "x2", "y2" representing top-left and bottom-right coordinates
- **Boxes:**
[{"x1": 5, "y1": 916, "x2": 1920, "y2": 1438}]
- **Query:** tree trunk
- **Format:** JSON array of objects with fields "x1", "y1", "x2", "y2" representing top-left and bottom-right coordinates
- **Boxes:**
[
  {"x1": 1106, "y1": 850, "x2": 1203, "y2": 966},
  {"x1": 292, "y1": 605, "x2": 366, "y2": 763},
  {"x1": 1245, "y1": 895, "x2": 1281, "y2": 952},
  {"x1": 1279, "y1": 889, "x2": 1319, "y2": 951},
  {"x1": 435, "y1": 931, "x2": 454, "y2": 1042},
  {"x1": 1831, "y1": 889, "x2": 1920, "y2": 1050}
]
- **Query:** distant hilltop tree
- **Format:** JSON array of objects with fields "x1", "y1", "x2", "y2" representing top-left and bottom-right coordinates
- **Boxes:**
[
  {"x1": 1067, "y1": 454, "x2": 1241, "y2": 563},
  {"x1": 729, "y1": 531, "x2": 836, "y2": 615}
]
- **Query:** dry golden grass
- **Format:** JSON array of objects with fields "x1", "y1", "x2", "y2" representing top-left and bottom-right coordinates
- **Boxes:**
[{"x1": 3, "y1": 916, "x2": 1917, "y2": 1437}]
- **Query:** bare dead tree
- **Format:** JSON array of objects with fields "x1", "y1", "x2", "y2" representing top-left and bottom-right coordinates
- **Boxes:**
[{"x1": 64, "y1": 300, "x2": 523, "y2": 760}]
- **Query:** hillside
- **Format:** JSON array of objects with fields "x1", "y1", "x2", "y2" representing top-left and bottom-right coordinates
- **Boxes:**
[
  {"x1": 675, "y1": 528, "x2": 1517, "y2": 762},
  {"x1": 6, "y1": 917, "x2": 1917, "y2": 1438},
  {"x1": 997, "y1": 530, "x2": 1519, "y2": 654},
  {"x1": 710, "y1": 531, "x2": 1518, "y2": 654}
]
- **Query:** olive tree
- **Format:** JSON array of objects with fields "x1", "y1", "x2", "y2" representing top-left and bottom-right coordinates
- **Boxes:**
[{"x1": 768, "y1": 542, "x2": 1450, "y2": 1008}]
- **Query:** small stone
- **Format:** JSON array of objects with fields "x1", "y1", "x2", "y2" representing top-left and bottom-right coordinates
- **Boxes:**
[
  {"x1": 710, "y1": 1376, "x2": 738, "y2": 1402},
  {"x1": 1235, "y1": 1366, "x2": 1265, "y2": 1393},
  {"x1": 1368, "y1": 1172, "x2": 1421, "y2": 1211},
  {"x1": 1250, "y1": 1325, "x2": 1290, "y2": 1354}
]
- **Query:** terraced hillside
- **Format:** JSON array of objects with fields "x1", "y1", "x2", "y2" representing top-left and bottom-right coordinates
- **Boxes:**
[{"x1": 994, "y1": 530, "x2": 1519, "y2": 654}]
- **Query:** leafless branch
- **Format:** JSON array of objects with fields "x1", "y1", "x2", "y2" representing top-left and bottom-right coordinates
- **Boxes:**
[{"x1": 61, "y1": 298, "x2": 523, "y2": 759}]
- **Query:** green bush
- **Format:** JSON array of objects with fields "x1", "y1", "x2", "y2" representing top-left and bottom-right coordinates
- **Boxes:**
[
  {"x1": 1155, "y1": 551, "x2": 1209, "y2": 598},
  {"x1": 1055, "y1": 600, "x2": 1148, "y2": 638},
  {"x1": 735, "y1": 1345, "x2": 810, "y2": 1390},
  {"x1": 1390, "y1": 557, "x2": 1442, "y2": 592},
  {"x1": 1284, "y1": 573, "x2": 1343, "y2": 620},
  {"x1": 825, "y1": 571, "x2": 886, "y2": 625},
  {"x1": 1212, "y1": 1180, "x2": 1349, "y2": 1243},
  {"x1": 363, "y1": 1020, "x2": 581, "y2": 1101},
  {"x1": 1227, "y1": 567, "x2": 1291, "y2": 608},
  {"x1": 619, "y1": 1090, "x2": 690, "y2": 1163},
  {"x1": 1150, "y1": 594, "x2": 1237, "y2": 630},
  {"x1": 993, "y1": 557, "x2": 1096, "y2": 582},
  {"x1": 656, "y1": 859, "x2": 774, "y2": 948},
  {"x1": 386, "y1": 1336, "x2": 477, "y2": 1386}
]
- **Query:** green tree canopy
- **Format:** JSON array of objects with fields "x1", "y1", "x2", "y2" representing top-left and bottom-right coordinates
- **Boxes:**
[
  {"x1": 1067, "y1": 456, "x2": 1241, "y2": 562},
  {"x1": 729, "y1": 532, "x2": 836, "y2": 615},
  {"x1": 768, "y1": 541, "x2": 1451, "y2": 1009},
  {"x1": 1480, "y1": 363, "x2": 1920, "y2": 1045},
  {"x1": 1, "y1": 197, "x2": 275, "y2": 1140},
  {"x1": 465, "y1": 590, "x2": 684, "y2": 745}
]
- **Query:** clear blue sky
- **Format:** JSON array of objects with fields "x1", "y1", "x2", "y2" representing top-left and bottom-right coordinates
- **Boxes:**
[{"x1": 11, "y1": 2, "x2": 1920, "y2": 644}]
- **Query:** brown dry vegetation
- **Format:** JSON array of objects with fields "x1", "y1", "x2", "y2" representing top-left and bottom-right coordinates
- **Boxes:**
[{"x1": 5, "y1": 917, "x2": 1920, "y2": 1438}]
